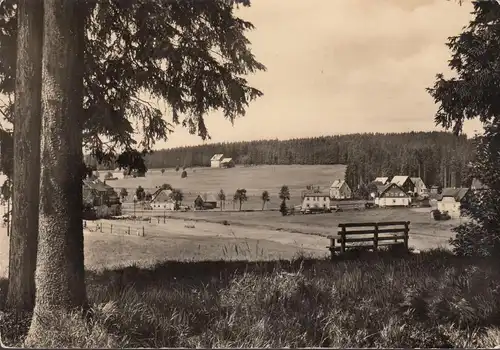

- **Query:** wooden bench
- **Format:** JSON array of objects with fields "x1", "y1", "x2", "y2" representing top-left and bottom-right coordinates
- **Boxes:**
[{"x1": 327, "y1": 221, "x2": 410, "y2": 258}]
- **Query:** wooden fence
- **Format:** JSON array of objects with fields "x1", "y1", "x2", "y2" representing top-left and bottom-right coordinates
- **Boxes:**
[{"x1": 83, "y1": 221, "x2": 146, "y2": 237}]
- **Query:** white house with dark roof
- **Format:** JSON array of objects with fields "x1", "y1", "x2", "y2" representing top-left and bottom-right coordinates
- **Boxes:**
[
  {"x1": 329, "y1": 179, "x2": 352, "y2": 199},
  {"x1": 210, "y1": 154, "x2": 224, "y2": 168}
]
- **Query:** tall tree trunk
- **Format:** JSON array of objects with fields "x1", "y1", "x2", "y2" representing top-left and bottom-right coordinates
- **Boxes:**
[
  {"x1": 27, "y1": 0, "x2": 86, "y2": 340},
  {"x1": 7, "y1": 0, "x2": 43, "y2": 311}
]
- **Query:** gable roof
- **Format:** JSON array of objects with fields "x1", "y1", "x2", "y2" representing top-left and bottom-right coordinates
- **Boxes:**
[
  {"x1": 373, "y1": 177, "x2": 389, "y2": 184},
  {"x1": 378, "y1": 183, "x2": 407, "y2": 197},
  {"x1": 410, "y1": 177, "x2": 426, "y2": 188},
  {"x1": 391, "y1": 176, "x2": 411, "y2": 187},
  {"x1": 440, "y1": 188, "x2": 470, "y2": 202},
  {"x1": 197, "y1": 193, "x2": 218, "y2": 202},
  {"x1": 221, "y1": 157, "x2": 233, "y2": 163},
  {"x1": 211, "y1": 154, "x2": 224, "y2": 161},
  {"x1": 152, "y1": 189, "x2": 173, "y2": 202},
  {"x1": 330, "y1": 179, "x2": 347, "y2": 189},
  {"x1": 303, "y1": 192, "x2": 330, "y2": 198},
  {"x1": 83, "y1": 179, "x2": 114, "y2": 192},
  {"x1": 471, "y1": 178, "x2": 488, "y2": 190}
]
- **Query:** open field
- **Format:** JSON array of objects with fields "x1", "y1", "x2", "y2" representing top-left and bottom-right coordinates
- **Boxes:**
[{"x1": 104, "y1": 165, "x2": 345, "y2": 208}]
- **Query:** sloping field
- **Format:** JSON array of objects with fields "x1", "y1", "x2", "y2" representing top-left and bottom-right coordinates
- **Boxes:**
[{"x1": 105, "y1": 164, "x2": 346, "y2": 198}]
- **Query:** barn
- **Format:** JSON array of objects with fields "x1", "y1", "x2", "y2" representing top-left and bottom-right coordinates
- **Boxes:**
[{"x1": 375, "y1": 183, "x2": 411, "y2": 207}]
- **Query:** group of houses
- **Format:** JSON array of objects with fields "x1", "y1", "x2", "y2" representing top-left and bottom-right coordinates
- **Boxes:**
[
  {"x1": 299, "y1": 174, "x2": 489, "y2": 219},
  {"x1": 210, "y1": 154, "x2": 235, "y2": 168}
]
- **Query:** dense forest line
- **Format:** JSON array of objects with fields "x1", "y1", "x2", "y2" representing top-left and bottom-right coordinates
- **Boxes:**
[{"x1": 88, "y1": 132, "x2": 476, "y2": 189}]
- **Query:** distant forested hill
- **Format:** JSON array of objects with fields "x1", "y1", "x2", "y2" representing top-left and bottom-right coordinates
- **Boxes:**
[{"x1": 88, "y1": 132, "x2": 475, "y2": 188}]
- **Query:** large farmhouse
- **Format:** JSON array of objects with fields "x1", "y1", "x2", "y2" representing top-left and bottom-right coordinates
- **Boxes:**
[
  {"x1": 374, "y1": 183, "x2": 411, "y2": 207},
  {"x1": 329, "y1": 179, "x2": 352, "y2": 199}
]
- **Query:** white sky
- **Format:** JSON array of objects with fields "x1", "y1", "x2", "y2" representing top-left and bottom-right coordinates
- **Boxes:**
[{"x1": 153, "y1": 0, "x2": 482, "y2": 149}]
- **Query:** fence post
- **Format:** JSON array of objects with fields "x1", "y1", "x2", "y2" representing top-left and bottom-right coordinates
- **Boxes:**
[
  {"x1": 329, "y1": 237, "x2": 336, "y2": 260},
  {"x1": 163, "y1": 211, "x2": 166, "y2": 223},
  {"x1": 373, "y1": 223, "x2": 379, "y2": 251},
  {"x1": 157, "y1": 217, "x2": 160, "y2": 224},
  {"x1": 128, "y1": 226, "x2": 130, "y2": 235},
  {"x1": 340, "y1": 224, "x2": 346, "y2": 253},
  {"x1": 110, "y1": 224, "x2": 113, "y2": 234},
  {"x1": 404, "y1": 221, "x2": 409, "y2": 251},
  {"x1": 100, "y1": 224, "x2": 102, "y2": 233},
  {"x1": 142, "y1": 226, "x2": 145, "y2": 237}
]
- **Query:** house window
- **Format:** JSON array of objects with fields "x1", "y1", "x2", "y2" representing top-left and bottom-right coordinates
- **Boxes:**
[
  {"x1": 306, "y1": 204, "x2": 310, "y2": 207},
  {"x1": 393, "y1": 199, "x2": 396, "y2": 204},
  {"x1": 323, "y1": 197, "x2": 327, "y2": 201}
]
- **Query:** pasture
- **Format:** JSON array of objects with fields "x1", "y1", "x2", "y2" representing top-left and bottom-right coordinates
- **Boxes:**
[{"x1": 103, "y1": 165, "x2": 345, "y2": 206}]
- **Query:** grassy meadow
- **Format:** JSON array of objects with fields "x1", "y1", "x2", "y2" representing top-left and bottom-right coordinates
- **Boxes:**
[
  {"x1": 103, "y1": 165, "x2": 345, "y2": 206},
  {"x1": 3, "y1": 249, "x2": 500, "y2": 348}
]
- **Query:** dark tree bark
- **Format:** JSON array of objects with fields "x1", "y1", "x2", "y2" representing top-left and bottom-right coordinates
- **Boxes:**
[
  {"x1": 27, "y1": 0, "x2": 86, "y2": 340},
  {"x1": 7, "y1": 0, "x2": 43, "y2": 311}
]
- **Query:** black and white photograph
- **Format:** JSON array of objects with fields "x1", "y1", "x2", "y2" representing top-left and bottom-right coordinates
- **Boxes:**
[{"x1": 1, "y1": 0, "x2": 500, "y2": 347}]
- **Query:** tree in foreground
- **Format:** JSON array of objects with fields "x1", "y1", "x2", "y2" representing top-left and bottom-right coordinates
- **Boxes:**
[
  {"x1": 427, "y1": 1, "x2": 500, "y2": 256},
  {"x1": 218, "y1": 189, "x2": 226, "y2": 211},
  {"x1": 135, "y1": 186, "x2": 145, "y2": 202},
  {"x1": 233, "y1": 188, "x2": 247, "y2": 211},
  {"x1": 0, "y1": 0, "x2": 265, "y2": 313},
  {"x1": 25, "y1": 0, "x2": 86, "y2": 341},
  {"x1": 6, "y1": 0, "x2": 43, "y2": 310},
  {"x1": 279, "y1": 185, "x2": 290, "y2": 216},
  {"x1": 261, "y1": 190, "x2": 270, "y2": 210}
]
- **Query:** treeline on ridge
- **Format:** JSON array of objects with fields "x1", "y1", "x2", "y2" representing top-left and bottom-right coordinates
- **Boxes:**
[{"x1": 88, "y1": 131, "x2": 475, "y2": 189}]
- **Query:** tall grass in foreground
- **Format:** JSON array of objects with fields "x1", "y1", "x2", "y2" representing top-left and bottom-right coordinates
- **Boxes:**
[{"x1": 2, "y1": 248, "x2": 500, "y2": 348}]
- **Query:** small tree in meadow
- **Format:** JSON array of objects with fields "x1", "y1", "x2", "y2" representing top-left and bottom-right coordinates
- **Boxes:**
[
  {"x1": 261, "y1": 190, "x2": 270, "y2": 210},
  {"x1": 171, "y1": 189, "x2": 184, "y2": 210},
  {"x1": 136, "y1": 186, "x2": 145, "y2": 202},
  {"x1": 181, "y1": 170, "x2": 188, "y2": 178},
  {"x1": 218, "y1": 189, "x2": 226, "y2": 211},
  {"x1": 161, "y1": 183, "x2": 172, "y2": 191},
  {"x1": 161, "y1": 168, "x2": 165, "y2": 175},
  {"x1": 119, "y1": 188, "x2": 128, "y2": 201},
  {"x1": 175, "y1": 166, "x2": 180, "y2": 172},
  {"x1": 233, "y1": 188, "x2": 248, "y2": 211},
  {"x1": 279, "y1": 185, "x2": 291, "y2": 216}
]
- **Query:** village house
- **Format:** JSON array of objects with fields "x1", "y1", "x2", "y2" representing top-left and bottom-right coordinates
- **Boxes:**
[
  {"x1": 374, "y1": 183, "x2": 411, "y2": 207},
  {"x1": 210, "y1": 154, "x2": 224, "y2": 168},
  {"x1": 390, "y1": 176, "x2": 416, "y2": 195},
  {"x1": 82, "y1": 178, "x2": 121, "y2": 217},
  {"x1": 437, "y1": 188, "x2": 470, "y2": 219},
  {"x1": 471, "y1": 178, "x2": 488, "y2": 191},
  {"x1": 301, "y1": 192, "x2": 331, "y2": 212},
  {"x1": 149, "y1": 188, "x2": 175, "y2": 210},
  {"x1": 410, "y1": 177, "x2": 428, "y2": 197},
  {"x1": 220, "y1": 157, "x2": 235, "y2": 168},
  {"x1": 373, "y1": 177, "x2": 390, "y2": 185},
  {"x1": 329, "y1": 179, "x2": 352, "y2": 199}
]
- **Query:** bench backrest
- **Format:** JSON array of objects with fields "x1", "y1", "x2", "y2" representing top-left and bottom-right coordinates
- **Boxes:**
[{"x1": 339, "y1": 221, "x2": 410, "y2": 235}]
